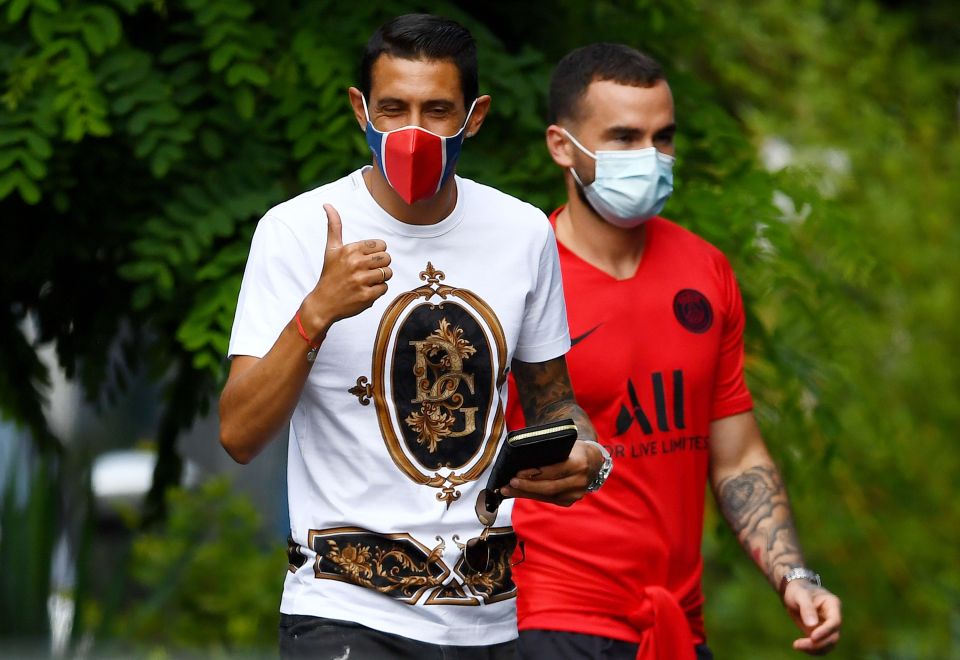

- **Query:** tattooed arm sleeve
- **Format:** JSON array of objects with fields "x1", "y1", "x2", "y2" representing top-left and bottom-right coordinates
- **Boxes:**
[
  {"x1": 511, "y1": 356, "x2": 597, "y2": 443},
  {"x1": 709, "y1": 411, "x2": 805, "y2": 592}
]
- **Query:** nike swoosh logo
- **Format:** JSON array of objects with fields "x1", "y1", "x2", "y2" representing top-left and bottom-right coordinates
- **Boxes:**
[{"x1": 571, "y1": 324, "x2": 602, "y2": 347}]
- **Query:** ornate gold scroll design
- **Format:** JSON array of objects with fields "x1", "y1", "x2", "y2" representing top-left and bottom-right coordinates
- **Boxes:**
[
  {"x1": 405, "y1": 317, "x2": 478, "y2": 453},
  {"x1": 349, "y1": 262, "x2": 509, "y2": 509},
  {"x1": 349, "y1": 376, "x2": 373, "y2": 405},
  {"x1": 452, "y1": 526, "x2": 518, "y2": 604},
  {"x1": 309, "y1": 527, "x2": 450, "y2": 605},
  {"x1": 309, "y1": 526, "x2": 513, "y2": 607}
]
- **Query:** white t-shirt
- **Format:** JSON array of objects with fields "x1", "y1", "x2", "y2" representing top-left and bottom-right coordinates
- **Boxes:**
[{"x1": 228, "y1": 167, "x2": 570, "y2": 646}]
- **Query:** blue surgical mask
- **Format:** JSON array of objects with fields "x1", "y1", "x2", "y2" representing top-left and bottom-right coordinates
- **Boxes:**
[{"x1": 564, "y1": 128, "x2": 675, "y2": 228}]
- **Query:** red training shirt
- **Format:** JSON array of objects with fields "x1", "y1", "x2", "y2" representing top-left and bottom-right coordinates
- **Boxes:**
[{"x1": 506, "y1": 209, "x2": 754, "y2": 646}]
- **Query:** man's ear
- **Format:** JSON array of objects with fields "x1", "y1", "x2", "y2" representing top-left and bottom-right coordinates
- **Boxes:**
[
  {"x1": 464, "y1": 95, "x2": 491, "y2": 138},
  {"x1": 546, "y1": 124, "x2": 576, "y2": 168},
  {"x1": 347, "y1": 87, "x2": 367, "y2": 131}
]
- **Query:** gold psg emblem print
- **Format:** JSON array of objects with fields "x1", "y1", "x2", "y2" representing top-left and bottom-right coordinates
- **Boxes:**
[{"x1": 349, "y1": 262, "x2": 508, "y2": 507}]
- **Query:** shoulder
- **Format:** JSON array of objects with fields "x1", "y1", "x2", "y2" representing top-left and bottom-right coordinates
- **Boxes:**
[
  {"x1": 652, "y1": 217, "x2": 743, "y2": 319},
  {"x1": 651, "y1": 216, "x2": 732, "y2": 270},
  {"x1": 458, "y1": 177, "x2": 551, "y2": 235},
  {"x1": 261, "y1": 170, "x2": 362, "y2": 235}
]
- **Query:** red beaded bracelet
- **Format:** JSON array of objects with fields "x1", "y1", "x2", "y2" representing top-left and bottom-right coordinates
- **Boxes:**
[{"x1": 295, "y1": 311, "x2": 321, "y2": 362}]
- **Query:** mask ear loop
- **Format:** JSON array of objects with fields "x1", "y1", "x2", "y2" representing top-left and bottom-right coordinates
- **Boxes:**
[
  {"x1": 360, "y1": 93, "x2": 373, "y2": 128},
  {"x1": 461, "y1": 97, "x2": 479, "y2": 137},
  {"x1": 562, "y1": 128, "x2": 597, "y2": 189},
  {"x1": 561, "y1": 128, "x2": 597, "y2": 159}
]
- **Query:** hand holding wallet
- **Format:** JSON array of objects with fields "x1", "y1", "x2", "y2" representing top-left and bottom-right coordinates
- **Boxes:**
[{"x1": 475, "y1": 419, "x2": 578, "y2": 525}]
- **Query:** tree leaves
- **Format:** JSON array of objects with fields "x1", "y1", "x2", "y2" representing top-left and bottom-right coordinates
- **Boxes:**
[{"x1": 0, "y1": 98, "x2": 55, "y2": 203}]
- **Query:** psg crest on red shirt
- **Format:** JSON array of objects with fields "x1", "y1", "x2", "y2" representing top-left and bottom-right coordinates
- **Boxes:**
[{"x1": 673, "y1": 288, "x2": 713, "y2": 333}]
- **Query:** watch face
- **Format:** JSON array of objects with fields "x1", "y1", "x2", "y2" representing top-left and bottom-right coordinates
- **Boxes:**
[{"x1": 587, "y1": 459, "x2": 612, "y2": 492}]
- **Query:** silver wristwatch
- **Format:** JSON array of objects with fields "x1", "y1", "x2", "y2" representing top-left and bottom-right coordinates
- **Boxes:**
[
  {"x1": 779, "y1": 567, "x2": 822, "y2": 596},
  {"x1": 583, "y1": 440, "x2": 613, "y2": 492}
]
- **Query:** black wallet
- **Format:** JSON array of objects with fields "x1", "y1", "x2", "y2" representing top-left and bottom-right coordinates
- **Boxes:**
[{"x1": 475, "y1": 419, "x2": 578, "y2": 523}]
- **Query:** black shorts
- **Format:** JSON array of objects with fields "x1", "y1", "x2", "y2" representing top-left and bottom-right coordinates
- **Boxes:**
[
  {"x1": 518, "y1": 629, "x2": 713, "y2": 660},
  {"x1": 279, "y1": 614, "x2": 519, "y2": 660}
]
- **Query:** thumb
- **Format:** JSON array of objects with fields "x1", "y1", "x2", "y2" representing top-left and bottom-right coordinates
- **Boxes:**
[
  {"x1": 324, "y1": 204, "x2": 343, "y2": 250},
  {"x1": 797, "y1": 590, "x2": 819, "y2": 630}
]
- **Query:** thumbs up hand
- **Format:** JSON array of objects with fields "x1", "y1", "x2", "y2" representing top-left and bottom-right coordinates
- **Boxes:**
[{"x1": 298, "y1": 204, "x2": 392, "y2": 342}]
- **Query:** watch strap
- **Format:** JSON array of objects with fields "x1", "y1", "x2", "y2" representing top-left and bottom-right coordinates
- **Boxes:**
[
  {"x1": 779, "y1": 567, "x2": 822, "y2": 597},
  {"x1": 582, "y1": 440, "x2": 613, "y2": 492}
]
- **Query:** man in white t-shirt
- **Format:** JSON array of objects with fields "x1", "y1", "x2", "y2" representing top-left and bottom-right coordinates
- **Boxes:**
[{"x1": 219, "y1": 13, "x2": 608, "y2": 660}]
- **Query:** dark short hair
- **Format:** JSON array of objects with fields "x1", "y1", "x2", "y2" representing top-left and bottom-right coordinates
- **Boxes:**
[
  {"x1": 548, "y1": 43, "x2": 664, "y2": 124},
  {"x1": 360, "y1": 14, "x2": 478, "y2": 107}
]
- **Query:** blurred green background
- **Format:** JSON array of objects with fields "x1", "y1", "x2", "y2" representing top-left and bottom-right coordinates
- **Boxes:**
[{"x1": 1, "y1": 0, "x2": 957, "y2": 658}]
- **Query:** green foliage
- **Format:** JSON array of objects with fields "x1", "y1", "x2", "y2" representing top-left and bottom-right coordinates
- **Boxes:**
[
  {"x1": 0, "y1": 441, "x2": 57, "y2": 638},
  {"x1": 684, "y1": 1, "x2": 960, "y2": 658},
  {"x1": 104, "y1": 477, "x2": 286, "y2": 654}
]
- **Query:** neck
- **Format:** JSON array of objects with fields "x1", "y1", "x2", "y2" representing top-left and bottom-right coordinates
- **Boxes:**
[
  {"x1": 363, "y1": 166, "x2": 457, "y2": 225},
  {"x1": 555, "y1": 175, "x2": 647, "y2": 280}
]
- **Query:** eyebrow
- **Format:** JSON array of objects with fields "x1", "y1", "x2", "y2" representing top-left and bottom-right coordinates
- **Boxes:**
[
  {"x1": 375, "y1": 97, "x2": 408, "y2": 109},
  {"x1": 602, "y1": 122, "x2": 677, "y2": 139},
  {"x1": 422, "y1": 100, "x2": 458, "y2": 113},
  {"x1": 654, "y1": 123, "x2": 677, "y2": 138},
  {"x1": 375, "y1": 97, "x2": 458, "y2": 110},
  {"x1": 602, "y1": 125, "x2": 643, "y2": 139}
]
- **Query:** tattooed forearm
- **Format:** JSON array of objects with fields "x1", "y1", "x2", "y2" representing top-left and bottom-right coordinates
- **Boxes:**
[
  {"x1": 511, "y1": 357, "x2": 596, "y2": 442},
  {"x1": 511, "y1": 356, "x2": 572, "y2": 422},
  {"x1": 715, "y1": 464, "x2": 804, "y2": 591},
  {"x1": 538, "y1": 400, "x2": 596, "y2": 443}
]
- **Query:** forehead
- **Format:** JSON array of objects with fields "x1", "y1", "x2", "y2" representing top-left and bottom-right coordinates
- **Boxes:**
[
  {"x1": 368, "y1": 55, "x2": 463, "y2": 104},
  {"x1": 574, "y1": 79, "x2": 674, "y2": 131}
]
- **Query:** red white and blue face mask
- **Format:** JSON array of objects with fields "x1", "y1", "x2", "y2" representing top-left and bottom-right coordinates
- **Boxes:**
[{"x1": 363, "y1": 95, "x2": 477, "y2": 205}]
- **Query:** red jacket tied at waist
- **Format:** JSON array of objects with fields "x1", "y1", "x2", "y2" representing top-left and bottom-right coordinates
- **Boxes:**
[{"x1": 627, "y1": 585, "x2": 695, "y2": 660}]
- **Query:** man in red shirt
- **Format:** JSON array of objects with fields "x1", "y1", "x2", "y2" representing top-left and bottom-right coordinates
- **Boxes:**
[{"x1": 501, "y1": 43, "x2": 842, "y2": 659}]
